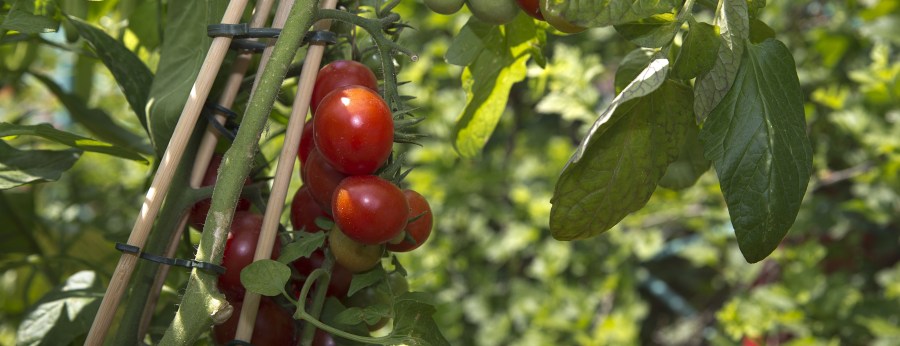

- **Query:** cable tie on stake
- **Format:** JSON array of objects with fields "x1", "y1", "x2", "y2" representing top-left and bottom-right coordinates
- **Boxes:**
[
  {"x1": 115, "y1": 243, "x2": 226, "y2": 275},
  {"x1": 303, "y1": 30, "x2": 337, "y2": 45},
  {"x1": 203, "y1": 103, "x2": 239, "y2": 141},
  {"x1": 229, "y1": 39, "x2": 267, "y2": 52},
  {"x1": 225, "y1": 341, "x2": 254, "y2": 346},
  {"x1": 208, "y1": 23, "x2": 282, "y2": 38}
]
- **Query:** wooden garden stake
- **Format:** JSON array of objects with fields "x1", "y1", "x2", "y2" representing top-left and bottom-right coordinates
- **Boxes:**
[
  {"x1": 233, "y1": 0, "x2": 339, "y2": 341},
  {"x1": 84, "y1": 1, "x2": 251, "y2": 344},
  {"x1": 136, "y1": 0, "x2": 277, "y2": 338}
]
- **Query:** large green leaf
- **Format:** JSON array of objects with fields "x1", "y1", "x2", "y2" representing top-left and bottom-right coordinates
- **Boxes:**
[
  {"x1": 68, "y1": 17, "x2": 154, "y2": 135},
  {"x1": 386, "y1": 292, "x2": 450, "y2": 346},
  {"x1": 658, "y1": 122, "x2": 709, "y2": 190},
  {"x1": 550, "y1": 81, "x2": 693, "y2": 240},
  {"x1": 0, "y1": 122, "x2": 147, "y2": 162},
  {"x1": 693, "y1": 0, "x2": 749, "y2": 122},
  {"x1": 1, "y1": 0, "x2": 58, "y2": 34},
  {"x1": 698, "y1": 39, "x2": 812, "y2": 263},
  {"x1": 276, "y1": 231, "x2": 327, "y2": 264},
  {"x1": 613, "y1": 12, "x2": 679, "y2": 48},
  {"x1": 146, "y1": 0, "x2": 226, "y2": 155},
  {"x1": 16, "y1": 271, "x2": 102, "y2": 346},
  {"x1": 547, "y1": 0, "x2": 680, "y2": 27},
  {"x1": 451, "y1": 15, "x2": 536, "y2": 157},
  {"x1": 0, "y1": 140, "x2": 80, "y2": 189},
  {"x1": 671, "y1": 20, "x2": 720, "y2": 80},
  {"x1": 28, "y1": 72, "x2": 152, "y2": 155}
]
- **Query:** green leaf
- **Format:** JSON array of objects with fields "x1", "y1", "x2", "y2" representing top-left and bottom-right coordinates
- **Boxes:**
[
  {"x1": 658, "y1": 122, "x2": 710, "y2": 190},
  {"x1": 277, "y1": 231, "x2": 326, "y2": 264},
  {"x1": 550, "y1": 81, "x2": 693, "y2": 240},
  {"x1": 333, "y1": 304, "x2": 390, "y2": 326},
  {"x1": 16, "y1": 271, "x2": 102, "y2": 346},
  {"x1": 1, "y1": 0, "x2": 58, "y2": 34},
  {"x1": 698, "y1": 39, "x2": 812, "y2": 263},
  {"x1": 68, "y1": 17, "x2": 154, "y2": 135},
  {"x1": 146, "y1": 0, "x2": 225, "y2": 155},
  {"x1": 387, "y1": 292, "x2": 449, "y2": 346},
  {"x1": 348, "y1": 266, "x2": 386, "y2": 297},
  {"x1": 614, "y1": 13, "x2": 679, "y2": 48},
  {"x1": 547, "y1": 0, "x2": 680, "y2": 27},
  {"x1": 614, "y1": 48, "x2": 655, "y2": 93},
  {"x1": 693, "y1": 0, "x2": 749, "y2": 122},
  {"x1": 748, "y1": 18, "x2": 775, "y2": 44},
  {"x1": 28, "y1": 72, "x2": 153, "y2": 155},
  {"x1": 0, "y1": 122, "x2": 148, "y2": 162},
  {"x1": 332, "y1": 306, "x2": 365, "y2": 326},
  {"x1": 240, "y1": 260, "x2": 291, "y2": 296},
  {"x1": 127, "y1": 0, "x2": 161, "y2": 50},
  {"x1": 0, "y1": 188, "x2": 38, "y2": 254},
  {"x1": 445, "y1": 17, "x2": 492, "y2": 66},
  {"x1": 0, "y1": 141, "x2": 80, "y2": 189},
  {"x1": 452, "y1": 15, "x2": 535, "y2": 157},
  {"x1": 672, "y1": 20, "x2": 721, "y2": 80}
]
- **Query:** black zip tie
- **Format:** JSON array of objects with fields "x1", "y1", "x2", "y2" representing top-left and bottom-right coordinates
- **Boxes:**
[
  {"x1": 115, "y1": 243, "x2": 226, "y2": 275},
  {"x1": 304, "y1": 30, "x2": 337, "y2": 46},
  {"x1": 203, "y1": 103, "x2": 238, "y2": 141},
  {"x1": 229, "y1": 39, "x2": 267, "y2": 52},
  {"x1": 226, "y1": 341, "x2": 253, "y2": 346},
  {"x1": 208, "y1": 23, "x2": 281, "y2": 38}
]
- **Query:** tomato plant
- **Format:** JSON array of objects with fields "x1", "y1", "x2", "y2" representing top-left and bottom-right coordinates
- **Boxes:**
[
  {"x1": 310, "y1": 60, "x2": 379, "y2": 116},
  {"x1": 218, "y1": 211, "x2": 282, "y2": 298},
  {"x1": 313, "y1": 86, "x2": 394, "y2": 175},
  {"x1": 292, "y1": 249, "x2": 353, "y2": 298},
  {"x1": 387, "y1": 189, "x2": 433, "y2": 252},
  {"x1": 332, "y1": 175, "x2": 409, "y2": 245},
  {"x1": 212, "y1": 298, "x2": 296, "y2": 346},
  {"x1": 466, "y1": 0, "x2": 519, "y2": 25},
  {"x1": 188, "y1": 154, "x2": 251, "y2": 230},
  {"x1": 423, "y1": 0, "x2": 465, "y2": 15},
  {"x1": 329, "y1": 225, "x2": 384, "y2": 273},
  {"x1": 538, "y1": 0, "x2": 586, "y2": 33}
]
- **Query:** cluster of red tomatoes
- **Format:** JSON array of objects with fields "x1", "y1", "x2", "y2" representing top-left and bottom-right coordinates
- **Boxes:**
[
  {"x1": 189, "y1": 60, "x2": 433, "y2": 345},
  {"x1": 424, "y1": 0, "x2": 585, "y2": 33}
]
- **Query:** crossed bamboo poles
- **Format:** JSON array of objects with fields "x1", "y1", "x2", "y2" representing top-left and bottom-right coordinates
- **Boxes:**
[{"x1": 85, "y1": 0, "x2": 338, "y2": 343}]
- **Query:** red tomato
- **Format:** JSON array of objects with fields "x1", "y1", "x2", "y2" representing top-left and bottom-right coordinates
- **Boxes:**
[
  {"x1": 213, "y1": 298, "x2": 296, "y2": 346},
  {"x1": 311, "y1": 60, "x2": 378, "y2": 116},
  {"x1": 516, "y1": 0, "x2": 544, "y2": 20},
  {"x1": 297, "y1": 121, "x2": 316, "y2": 165},
  {"x1": 314, "y1": 86, "x2": 394, "y2": 175},
  {"x1": 189, "y1": 154, "x2": 251, "y2": 230},
  {"x1": 303, "y1": 149, "x2": 348, "y2": 212},
  {"x1": 332, "y1": 176, "x2": 408, "y2": 245},
  {"x1": 312, "y1": 329, "x2": 337, "y2": 346},
  {"x1": 387, "y1": 190, "x2": 433, "y2": 252},
  {"x1": 292, "y1": 249, "x2": 353, "y2": 298},
  {"x1": 290, "y1": 186, "x2": 330, "y2": 233},
  {"x1": 218, "y1": 211, "x2": 282, "y2": 298}
]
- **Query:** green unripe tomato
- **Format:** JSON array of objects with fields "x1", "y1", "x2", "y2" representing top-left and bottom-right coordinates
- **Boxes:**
[
  {"x1": 466, "y1": 0, "x2": 520, "y2": 25},
  {"x1": 424, "y1": 0, "x2": 465, "y2": 15},
  {"x1": 539, "y1": 0, "x2": 586, "y2": 33}
]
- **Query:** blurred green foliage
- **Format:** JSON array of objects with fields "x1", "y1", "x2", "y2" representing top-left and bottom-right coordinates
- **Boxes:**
[{"x1": 1, "y1": 0, "x2": 898, "y2": 345}]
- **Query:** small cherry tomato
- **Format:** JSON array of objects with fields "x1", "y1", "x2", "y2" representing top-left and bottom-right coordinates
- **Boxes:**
[
  {"x1": 290, "y1": 186, "x2": 330, "y2": 233},
  {"x1": 329, "y1": 226, "x2": 384, "y2": 273},
  {"x1": 189, "y1": 154, "x2": 251, "y2": 230},
  {"x1": 332, "y1": 176, "x2": 408, "y2": 245},
  {"x1": 424, "y1": 0, "x2": 465, "y2": 15},
  {"x1": 314, "y1": 86, "x2": 394, "y2": 175},
  {"x1": 218, "y1": 211, "x2": 282, "y2": 298},
  {"x1": 297, "y1": 121, "x2": 316, "y2": 166},
  {"x1": 212, "y1": 298, "x2": 296, "y2": 346},
  {"x1": 311, "y1": 60, "x2": 378, "y2": 116},
  {"x1": 387, "y1": 190, "x2": 433, "y2": 252},
  {"x1": 516, "y1": 0, "x2": 544, "y2": 20},
  {"x1": 467, "y1": 0, "x2": 520, "y2": 25},
  {"x1": 303, "y1": 149, "x2": 348, "y2": 212}
]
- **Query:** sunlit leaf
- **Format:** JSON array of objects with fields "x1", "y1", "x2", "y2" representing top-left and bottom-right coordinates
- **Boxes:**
[
  {"x1": 693, "y1": 0, "x2": 749, "y2": 122},
  {"x1": 0, "y1": 122, "x2": 147, "y2": 162}
]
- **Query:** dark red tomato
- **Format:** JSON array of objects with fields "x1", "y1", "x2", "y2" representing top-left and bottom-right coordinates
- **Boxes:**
[
  {"x1": 314, "y1": 86, "x2": 394, "y2": 175},
  {"x1": 297, "y1": 121, "x2": 316, "y2": 166},
  {"x1": 387, "y1": 190, "x2": 433, "y2": 252},
  {"x1": 332, "y1": 176, "x2": 408, "y2": 245},
  {"x1": 290, "y1": 186, "x2": 330, "y2": 233},
  {"x1": 292, "y1": 249, "x2": 353, "y2": 298},
  {"x1": 303, "y1": 149, "x2": 348, "y2": 212},
  {"x1": 213, "y1": 298, "x2": 296, "y2": 346},
  {"x1": 312, "y1": 329, "x2": 337, "y2": 346},
  {"x1": 516, "y1": 0, "x2": 543, "y2": 20},
  {"x1": 311, "y1": 60, "x2": 378, "y2": 116},
  {"x1": 189, "y1": 154, "x2": 251, "y2": 230},
  {"x1": 218, "y1": 211, "x2": 282, "y2": 298}
]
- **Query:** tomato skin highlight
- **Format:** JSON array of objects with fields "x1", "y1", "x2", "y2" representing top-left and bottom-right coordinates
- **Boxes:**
[
  {"x1": 188, "y1": 154, "x2": 251, "y2": 230},
  {"x1": 314, "y1": 86, "x2": 394, "y2": 175},
  {"x1": 303, "y1": 149, "x2": 348, "y2": 213},
  {"x1": 311, "y1": 60, "x2": 378, "y2": 116},
  {"x1": 387, "y1": 189, "x2": 433, "y2": 252},
  {"x1": 218, "y1": 211, "x2": 282, "y2": 298},
  {"x1": 332, "y1": 175, "x2": 409, "y2": 245},
  {"x1": 212, "y1": 298, "x2": 296, "y2": 346}
]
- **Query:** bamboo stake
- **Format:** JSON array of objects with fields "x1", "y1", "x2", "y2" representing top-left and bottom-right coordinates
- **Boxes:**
[
  {"x1": 233, "y1": 0, "x2": 339, "y2": 341},
  {"x1": 84, "y1": 1, "x2": 251, "y2": 344},
  {"x1": 135, "y1": 0, "x2": 277, "y2": 338}
]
